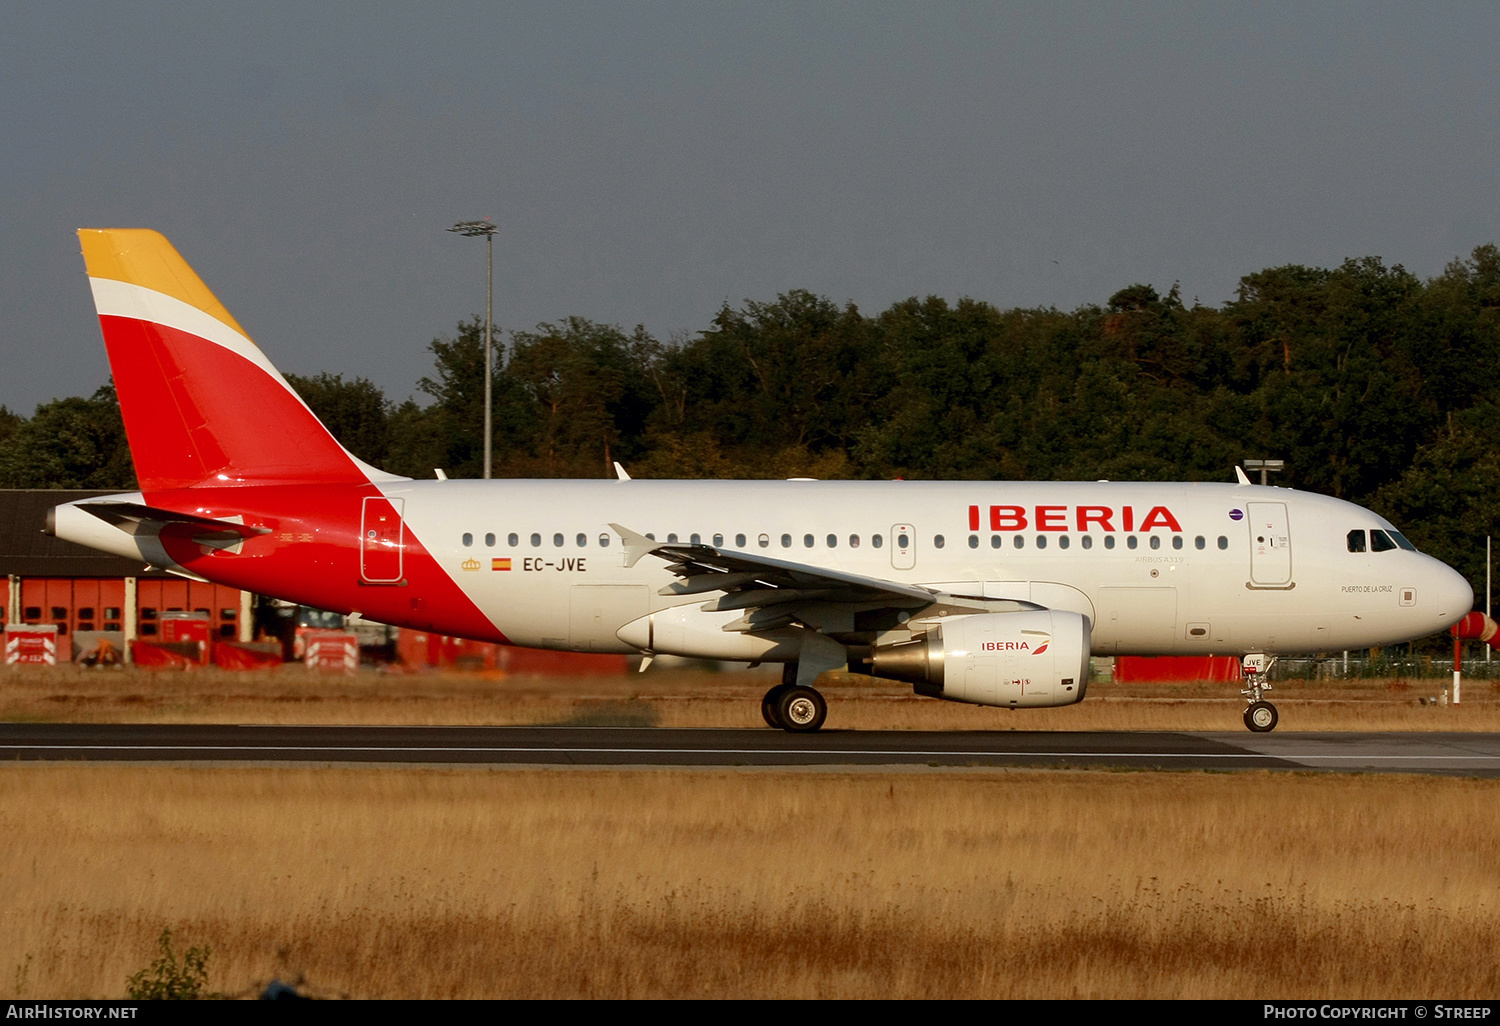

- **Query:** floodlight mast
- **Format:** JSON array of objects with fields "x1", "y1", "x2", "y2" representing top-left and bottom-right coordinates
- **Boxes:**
[{"x1": 447, "y1": 219, "x2": 499, "y2": 479}]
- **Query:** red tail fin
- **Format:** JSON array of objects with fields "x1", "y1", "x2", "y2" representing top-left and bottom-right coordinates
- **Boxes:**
[{"x1": 77, "y1": 229, "x2": 396, "y2": 491}]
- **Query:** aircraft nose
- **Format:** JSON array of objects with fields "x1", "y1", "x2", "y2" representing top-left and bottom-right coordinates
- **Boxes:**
[{"x1": 1428, "y1": 559, "x2": 1474, "y2": 627}]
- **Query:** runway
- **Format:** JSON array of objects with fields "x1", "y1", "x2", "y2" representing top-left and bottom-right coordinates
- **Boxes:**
[{"x1": 3, "y1": 724, "x2": 1500, "y2": 775}]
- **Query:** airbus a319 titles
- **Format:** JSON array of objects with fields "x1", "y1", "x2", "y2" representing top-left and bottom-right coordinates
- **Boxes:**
[{"x1": 47, "y1": 229, "x2": 1475, "y2": 732}]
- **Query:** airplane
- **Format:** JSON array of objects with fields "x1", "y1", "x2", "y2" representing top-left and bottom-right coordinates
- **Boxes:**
[{"x1": 46, "y1": 228, "x2": 1476, "y2": 733}]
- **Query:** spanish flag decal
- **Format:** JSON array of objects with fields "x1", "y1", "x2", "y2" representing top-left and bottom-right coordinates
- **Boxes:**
[{"x1": 493, "y1": 558, "x2": 512, "y2": 571}]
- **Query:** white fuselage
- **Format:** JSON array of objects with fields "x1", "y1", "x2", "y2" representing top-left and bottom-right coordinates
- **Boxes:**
[{"x1": 376, "y1": 478, "x2": 1471, "y2": 658}]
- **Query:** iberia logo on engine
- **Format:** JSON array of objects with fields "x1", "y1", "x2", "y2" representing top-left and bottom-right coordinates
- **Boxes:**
[{"x1": 981, "y1": 640, "x2": 1050, "y2": 655}]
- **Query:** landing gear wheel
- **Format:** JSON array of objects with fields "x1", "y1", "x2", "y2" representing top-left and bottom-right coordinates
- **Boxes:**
[
  {"x1": 1244, "y1": 700, "x2": 1278, "y2": 733},
  {"x1": 761, "y1": 684, "x2": 792, "y2": 729},
  {"x1": 776, "y1": 685, "x2": 827, "y2": 733}
]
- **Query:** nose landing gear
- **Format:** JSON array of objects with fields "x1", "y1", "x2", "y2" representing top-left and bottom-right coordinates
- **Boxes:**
[{"x1": 1240, "y1": 654, "x2": 1278, "y2": 732}]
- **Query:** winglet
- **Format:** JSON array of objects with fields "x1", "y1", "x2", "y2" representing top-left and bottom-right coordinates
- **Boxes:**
[
  {"x1": 1234, "y1": 466, "x2": 1252, "y2": 486},
  {"x1": 613, "y1": 462, "x2": 632, "y2": 481},
  {"x1": 609, "y1": 523, "x2": 660, "y2": 568}
]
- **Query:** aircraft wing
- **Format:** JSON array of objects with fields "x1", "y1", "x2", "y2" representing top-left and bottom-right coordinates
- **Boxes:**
[{"x1": 609, "y1": 523, "x2": 1028, "y2": 635}]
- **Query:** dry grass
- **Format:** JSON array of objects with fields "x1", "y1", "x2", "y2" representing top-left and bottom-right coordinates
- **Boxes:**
[
  {"x1": 2, "y1": 664, "x2": 1499, "y2": 732},
  {"x1": 1, "y1": 765, "x2": 1497, "y2": 999}
]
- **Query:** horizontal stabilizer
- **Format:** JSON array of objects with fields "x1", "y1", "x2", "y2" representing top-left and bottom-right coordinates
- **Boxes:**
[{"x1": 73, "y1": 501, "x2": 270, "y2": 545}]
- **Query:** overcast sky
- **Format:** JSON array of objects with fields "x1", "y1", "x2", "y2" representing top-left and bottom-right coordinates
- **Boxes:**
[{"x1": 3, "y1": 2, "x2": 1498, "y2": 413}]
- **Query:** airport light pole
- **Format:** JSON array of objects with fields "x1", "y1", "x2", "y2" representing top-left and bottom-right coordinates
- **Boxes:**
[
  {"x1": 447, "y1": 219, "x2": 499, "y2": 479},
  {"x1": 1242, "y1": 459, "x2": 1285, "y2": 486}
]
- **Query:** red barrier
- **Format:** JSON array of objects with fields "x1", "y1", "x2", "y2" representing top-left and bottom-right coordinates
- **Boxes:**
[
  {"x1": 1113, "y1": 655, "x2": 1242, "y2": 683},
  {"x1": 213, "y1": 642, "x2": 284, "y2": 670},
  {"x1": 5, "y1": 626, "x2": 58, "y2": 665},
  {"x1": 131, "y1": 641, "x2": 199, "y2": 669}
]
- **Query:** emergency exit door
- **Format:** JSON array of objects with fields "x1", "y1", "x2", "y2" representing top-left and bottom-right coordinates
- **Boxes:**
[
  {"x1": 361, "y1": 496, "x2": 405, "y2": 583},
  {"x1": 890, "y1": 524, "x2": 916, "y2": 570}
]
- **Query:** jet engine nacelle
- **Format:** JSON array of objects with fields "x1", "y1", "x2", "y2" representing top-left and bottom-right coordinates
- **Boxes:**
[{"x1": 867, "y1": 610, "x2": 1091, "y2": 709}]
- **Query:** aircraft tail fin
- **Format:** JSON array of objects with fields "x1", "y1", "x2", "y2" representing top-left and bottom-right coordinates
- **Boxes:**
[{"x1": 77, "y1": 228, "x2": 400, "y2": 492}]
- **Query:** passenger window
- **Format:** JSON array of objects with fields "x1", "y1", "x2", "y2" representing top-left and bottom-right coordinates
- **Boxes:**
[
  {"x1": 1035, "y1": 535, "x2": 1046, "y2": 549},
  {"x1": 462, "y1": 533, "x2": 473, "y2": 547},
  {"x1": 827, "y1": 534, "x2": 837, "y2": 548},
  {"x1": 1127, "y1": 536, "x2": 1138, "y2": 549},
  {"x1": 991, "y1": 535, "x2": 1002, "y2": 549},
  {"x1": 667, "y1": 533, "x2": 678, "y2": 544},
  {"x1": 1149, "y1": 536, "x2": 1160, "y2": 550},
  {"x1": 1195, "y1": 536, "x2": 1205, "y2": 550},
  {"x1": 1081, "y1": 536, "x2": 1092, "y2": 550},
  {"x1": 23, "y1": 606, "x2": 41, "y2": 621},
  {"x1": 736, "y1": 534, "x2": 747, "y2": 547},
  {"x1": 1172, "y1": 536, "x2": 1182, "y2": 550},
  {"x1": 598, "y1": 533, "x2": 611, "y2": 547},
  {"x1": 758, "y1": 534, "x2": 770, "y2": 548},
  {"x1": 78, "y1": 607, "x2": 95, "y2": 620},
  {"x1": 690, "y1": 533, "x2": 701, "y2": 545},
  {"x1": 1104, "y1": 536, "x2": 1115, "y2": 550},
  {"x1": 873, "y1": 535, "x2": 883, "y2": 548},
  {"x1": 804, "y1": 534, "x2": 815, "y2": 548},
  {"x1": 1013, "y1": 536, "x2": 1024, "y2": 549},
  {"x1": 553, "y1": 533, "x2": 564, "y2": 547},
  {"x1": 1059, "y1": 535, "x2": 1069, "y2": 550},
  {"x1": 713, "y1": 534, "x2": 724, "y2": 546},
  {"x1": 1347, "y1": 530, "x2": 1367, "y2": 553},
  {"x1": 577, "y1": 533, "x2": 587, "y2": 547},
  {"x1": 508, "y1": 533, "x2": 519, "y2": 546},
  {"x1": 849, "y1": 535, "x2": 860, "y2": 548},
  {"x1": 934, "y1": 535, "x2": 945, "y2": 549},
  {"x1": 485, "y1": 533, "x2": 495, "y2": 547},
  {"x1": 1371, "y1": 530, "x2": 1397, "y2": 553},
  {"x1": 781, "y1": 534, "x2": 792, "y2": 548},
  {"x1": 969, "y1": 535, "x2": 979, "y2": 549},
  {"x1": 1217, "y1": 536, "x2": 1228, "y2": 550},
  {"x1": 531, "y1": 533, "x2": 542, "y2": 547}
]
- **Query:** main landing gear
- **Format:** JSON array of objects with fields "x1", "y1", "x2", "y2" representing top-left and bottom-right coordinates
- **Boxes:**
[
  {"x1": 761, "y1": 663, "x2": 828, "y2": 732},
  {"x1": 1241, "y1": 654, "x2": 1278, "y2": 732}
]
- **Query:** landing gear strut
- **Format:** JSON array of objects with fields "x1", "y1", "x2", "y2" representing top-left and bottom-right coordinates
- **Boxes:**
[
  {"x1": 1240, "y1": 654, "x2": 1279, "y2": 732},
  {"x1": 761, "y1": 663, "x2": 828, "y2": 732}
]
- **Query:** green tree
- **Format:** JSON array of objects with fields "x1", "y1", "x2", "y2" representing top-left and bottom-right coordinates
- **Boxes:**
[{"x1": 0, "y1": 384, "x2": 135, "y2": 488}]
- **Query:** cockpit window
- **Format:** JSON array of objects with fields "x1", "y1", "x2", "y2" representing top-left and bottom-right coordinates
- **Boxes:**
[
  {"x1": 1388, "y1": 530, "x2": 1417, "y2": 551},
  {"x1": 1347, "y1": 530, "x2": 1366, "y2": 553},
  {"x1": 1370, "y1": 529, "x2": 1397, "y2": 553}
]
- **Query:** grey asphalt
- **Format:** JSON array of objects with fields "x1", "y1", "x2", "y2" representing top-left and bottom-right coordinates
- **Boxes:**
[{"x1": 2, "y1": 724, "x2": 1499, "y2": 776}]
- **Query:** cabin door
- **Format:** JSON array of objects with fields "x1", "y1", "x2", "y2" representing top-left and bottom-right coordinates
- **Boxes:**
[{"x1": 1247, "y1": 501, "x2": 1293, "y2": 587}]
